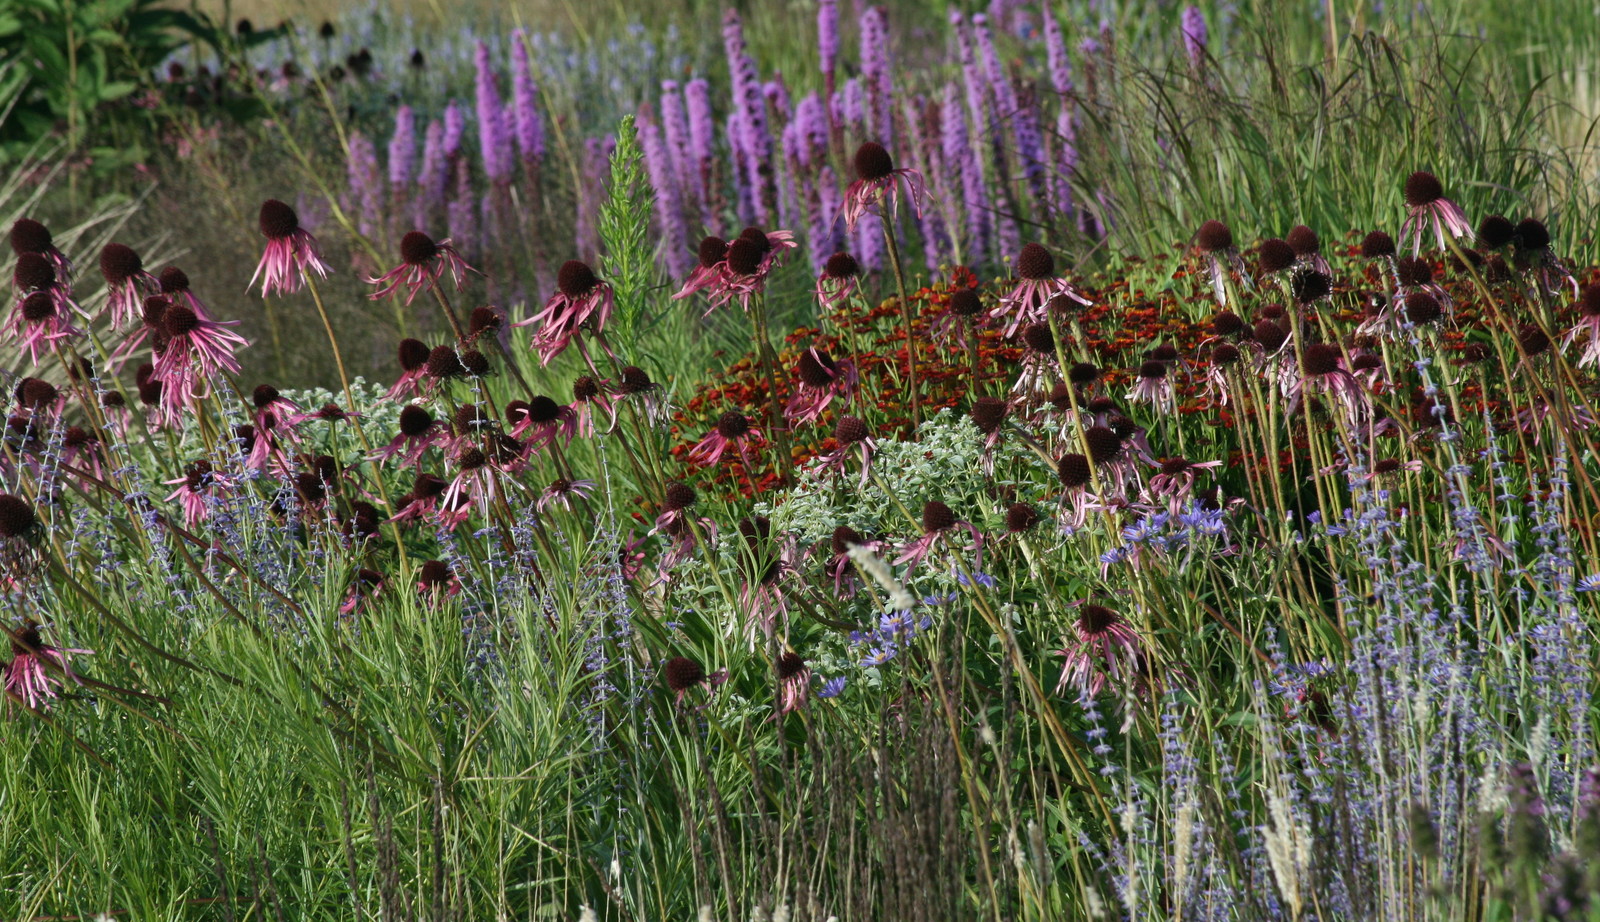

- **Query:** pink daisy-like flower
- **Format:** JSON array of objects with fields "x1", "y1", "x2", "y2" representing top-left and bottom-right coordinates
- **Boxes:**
[
  {"x1": 695, "y1": 228, "x2": 798, "y2": 315},
  {"x1": 570, "y1": 375, "x2": 619, "y2": 436},
  {"x1": 437, "y1": 446, "x2": 508, "y2": 530},
  {"x1": 1286, "y1": 344, "x2": 1370, "y2": 423},
  {"x1": 415, "y1": 559, "x2": 462, "y2": 600},
  {"x1": 784, "y1": 347, "x2": 857, "y2": 425},
  {"x1": 389, "y1": 472, "x2": 449, "y2": 525},
  {"x1": 672, "y1": 236, "x2": 731, "y2": 302},
  {"x1": 387, "y1": 338, "x2": 433, "y2": 400},
  {"x1": 340, "y1": 568, "x2": 385, "y2": 616},
  {"x1": 98, "y1": 243, "x2": 159, "y2": 329},
  {"x1": 775, "y1": 651, "x2": 811, "y2": 715},
  {"x1": 1010, "y1": 323, "x2": 1062, "y2": 402},
  {"x1": 288, "y1": 402, "x2": 362, "y2": 429},
  {"x1": 513, "y1": 259, "x2": 616, "y2": 366},
  {"x1": 151, "y1": 303, "x2": 248, "y2": 406},
  {"x1": 1200, "y1": 343, "x2": 1242, "y2": 407},
  {"x1": 250, "y1": 199, "x2": 332, "y2": 297},
  {"x1": 1124, "y1": 360, "x2": 1176, "y2": 415},
  {"x1": 1147, "y1": 457, "x2": 1223, "y2": 512},
  {"x1": 163, "y1": 459, "x2": 230, "y2": 526},
  {"x1": 368, "y1": 231, "x2": 477, "y2": 305},
  {"x1": 5, "y1": 291, "x2": 83, "y2": 366},
  {"x1": 536, "y1": 478, "x2": 595, "y2": 512},
  {"x1": 506, "y1": 395, "x2": 578, "y2": 450},
  {"x1": 158, "y1": 267, "x2": 216, "y2": 321},
  {"x1": 992, "y1": 243, "x2": 1091, "y2": 338},
  {"x1": 688, "y1": 411, "x2": 765, "y2": 468},
  {"x1": 3, "y1": 619, "x2": 92, "y2": 711},
  {"x1": 1559, "y1": 284, "x2": 1600, "y2": 368},
  {"x1": 1054, "y1": 602, "x2": 1145, "y2": 698},
  {"x1": 931, "y1": 286, "x2": 984, "y2": 349},
  {"x1": 824, "y1": 525, "x2": 883, "y2": 599},
  {"x1": 662, "y1": 655, "x2": 728, "y2": 706},
  {"x1": 10, "y1": 218, "x2": 72, "y2": 279},
  {"x1": 13, "y1": 252, "x2": 82, "y2": 320},
  {"x1": 1400, "y1": 171, "x2": 1473, "y2": 256},
  {"x1": 814, "y1": 251, "x2": 861, "y2": 310},
  {"x1": 812, "y1": 415, "x2": 877, "y2": 488},
  {"x1": 841, "y1": 141, "x2": 926, "y2": 231},
  {"x1": 1194, "y1": 220, "x2": 1250, "y2": 309},
  {"x1": 652, "y1": 482, "x2": 719, "y2": 576},
  {"x1": 894, "y1": 500, "x2": 983, "y2": 574},
  {"x1": 373, "y1": 404, "x2": 448, "y2": 466}
]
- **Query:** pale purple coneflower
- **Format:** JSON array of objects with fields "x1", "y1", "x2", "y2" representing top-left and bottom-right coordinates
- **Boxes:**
[
  {"x1": 688, "y1": 411, "x2": 765, "y2": 468},
  {"x1": 372, "y1": 405, "x2": 448, "y2": 466},
  {"x1": 1558, "y1": 284, "x2": 1600, "y2": 368},
  {"x1": 436, "y1": 445, "x2": 508, "y2": 530},
  {"x1": 1286, "y1": 225, "x2": 1331, "y2": 275},
  {"x1": 368, "y1": 231, "x2": 476, "y2": 305},
  {"x1": 663, "y1": 655, "x2": 728, "y2": 706},
  {"x1": 1512, "y1": 218, "x2": 1580, "y2": 300},
  {"x1": 340, "y1": 569, "x2": 385, "y2": 616},
  {"x1": 389, "y1": 472, "x2": 448, "y2": 525},
  {"x1": 506, "y1": 395, "x2": 578, "y2": 451},
  {"x1": 513, "y1": 259, "x2": 616, "y2": 365},
  {"x1": 1124, "y1": 360, "x2": 1176, "y2": 415},
  {"x1": 163, "y1": 460, "x2": 230, "y2": 526},
  {"x1": 1194, "y1": 220, "x2": 1249, "y2": 307},
  {"x1": 158, "y1": 267, "x2": 216, "y2": 320},
  {"x1": 825, "y1": 525, "x2": 882, "y2": 598},
  {"x1": 992, "y1": 243, "x2": 1091, "y2": 338},
  {"x1": 969, "y1": 396, "x2": 1009, "y2": 465},
  {"x1": 842, "y1": 141, "x2": 925, "y2": 232},
  {"x1": 570, "y1": 375, "x2": 619, "y2": 437},
  {"x1": 814, "y1": 251, "x2": 861, "y2": 310},
  {"x1": 150, "y1": 302, "x2": 247, "y2": 414},
  {"x1": 1147, "y1": 457, "x2": 1222, "y2": 512},
  {"x1": 894, "y1": 500, "x2": 983, "y2": 574},
  {"x1": 784, "y1": 347, "x2": 857, "y2": 425},
  {"x1": 387, "y1": 338, "x2": 432, "y2": 400},
  {"x1": 3, "y1": 619, "x2": 92, "y2": 710},
  {"x1": 1400, "y1": 171, "x2": 1473, "y2": 255},
  {"x1": 415, "y1": 559, "x2": 462, "y2": 600},
  {"x1": 1010, "y1": 322, "x2": 1061, "y2": 400},
  {"x1": 13, "y1": 252, "x2": 81, "y2": 320},
  {"x1": 1201, "y1": 342, "x2": 1242, "y2": 406},
  {"x1": 9, "y1": 219, "x2": 72, "y2": 279},
  {"x1": 931, "y1": 285, "x2": 983, "y2": 349},
  {"x1": 536, "y1": 478, "x2": 595, "y2": 512},
  {"x1": 652, "y1": 482, "x2": 719, "y2": 574},
  {"x1": 251, "y1": 199, "x2": 331, "y2": 297},
  {"x1": 288, "y1": 402, "x2": 362, "y2": 430},
  {"x1": 672, "y1": 235, "x2": 730, "y2": 302},
  {"x1": 1286, "y1": 344, "x2": 1369, "y2": 423},
  {"x1": 812, "y1": 415, "x2": 877, "y2": 488},
  {"x1": 775, "y1": 651, "x2": 811, "y2": 715},
  {"x1": 5, "y1": 291, "x2": 82, "y2": 366},
  {"x1": 98, "y1": 243, "x2": 158, "y2": 328},
  {"x1": 1053, "y1": 602, "x2": 1144, "y2": 698}
]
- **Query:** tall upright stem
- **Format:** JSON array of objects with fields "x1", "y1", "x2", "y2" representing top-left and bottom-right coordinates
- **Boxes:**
[{"x1": 881, "y1": 219, "x2": 921, "y2": 434}]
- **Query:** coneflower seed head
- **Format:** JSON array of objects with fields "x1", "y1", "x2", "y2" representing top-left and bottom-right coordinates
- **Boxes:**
[
  {"x1": 468, "y1": 306, "x2": 502, "y2": 335},
  {"x1": 1291, "y1": 269, "x2": 1331, "y2": 303},
  {"x1": 461, "y1": 350, "x2": 491, "y2": 376},
  {"x1": 558, "y1": 259, "x2": 599, "y2": 297},
  {"x1": 921, "y1": 500, "x2": 955, "y2": 533},
  {"x1": 399, "y1": 231, "x2": 439, "y2": 265},
  {"x1": 1514, "y1": 218, "x2": 1550, "y2": 251},
  {"x1": 833, "y1": 415, "x2": 869, "y2": 443},
  {"x1": 854, "y1": 141, "x2": 895, "y2": 181},
  {"x1": 831, "y1": 525, "x2": 864, "y2": 555},
  {"x1": 726, "y1": 238, "x2": 765, "y2": 276},
  {"x1": 258, "y1": 199, "x2": 300, "y2": 239},
  {"x1": 1212, "y1": 342, "x2": 1241, "y2": 365},
  {"x1": 697, "y1": 236, "x2": 728, "y2": 268},
  {"x1": 252, "y1": 384, "x2": 281, "y2": 408},
  {"x1": 1397, "y1": 257, "x2": 1434, "y2": 287},
  {"x1": 572, "y1": 376, "x2": 599, "y2": 401},
  {"x1": 664, "y1": 656, "x2": 705, "y2": 691},
  {"x1": 419, "y1": 560, "x2": 452, "y2": 585},
  {"x1": 1016, "y1": 243, "x2": 1055, "y2": 280},
  {"x1": 398, "y1": 338, "x2": 429, "y2": 371},
  {"x1": 20, "y1": 292, "x2": 53, "y2": 321},
  {"x1": 1068, "y1": 362, "x2": 1099, "y2": 385},
  {"x1": 8, "y1": 218, "x2": 52, "y2": 255},
  {"x1": 1006, "y1": 502, "x2": 1040, "y2": 532},
  {"x1": 426, "y1": 345, "x2": 464, "y2": 378},
  {"x1": 1404, "y1": 292, "x2": 1442, "y2": 325},
  {"x1": 1079, "y1": 604, "x2": 1118, "y2": 634},
  {"x1": 525, "y1": 395, "x2": 560, "y2": 424},
  {"x1": 970, "y1": 396, "x2": 1007, "y2": 434},
  {"x1": 1083, "y1": 426, "x2": 1122, "y2": 462},
  {"x1": 1302, "y1": 343, "x2": 1342, "y2": 376},
  {"x1": 159, "y1": 266, "x2": 190, "y2": 293},
  {"x1": 1404, "y1": 171, "x2": 1444, "y2": 207},
  {"x1": 99, "y1": 243, "x2": 143, "y2": 283},
  {"x1": 796, "y1": 349, "x2": 837, "y2": 387},
  {"x1": 1581, "y1": 284, "x2": 1600, "y2": 317},
  {"x1": 824, "y1": 251, "x2": 859, "y2": 279},
  {"x1": 0, "y1": 494, "x2": 38, "y2": 538},
  {"x1": 1257, "y1": 239, "x2": 1295, "y2": 273},
  {"x1": 1254, "y1": 320, "x2": 1288, "y2": 352},
  {"x1": 399, "y1": 405, "x2": 434, "y2": 436},
  {"x1": 1212, "y1": 310, "x2": 1245, "y2": 336},
  {"x1": 716, "y1": 411, "x2": 751, "y2": 439},
  {"x1": 949, "y1": 288, "x2": 982, "y2": 317},
  {"x1": 1138, "y1": 360, "x2": 1167, "y2": 379},
  {"x1": 1361, "y1": 230, "x2": 1396, "y2": 259},
  {"x1": 162, "y1": 305, "x2": 200, "y2": 336},
  {"x1": 776, "y1": 651, "x2": 807, "y2": 679},
  {"x1": 1477, "y1": 215, "x2": 1515, "y2": 249},
  {"x1": 664, "y1": 481, "x2": 697, "y2": 510},
  {"x1": 1518, "y1": 323, "x2": 1551, "y2": 356},
  {"x1": 1287, "y1": 225, "x2": 1321, "y2": 256},
  {"x1": 1196, "y1": 220, "x2": 1233, "y2": 253},
  {"x1": 1023, "y1": 323, "x2": 1055, "y2": 354},
  {"x1": 13, "y1": 253, "x2": 54, "y2": 291}
]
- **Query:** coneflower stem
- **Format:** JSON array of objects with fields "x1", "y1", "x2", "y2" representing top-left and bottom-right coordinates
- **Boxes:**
[
  {"x1": 880, "y1": 219, "x2": 921, "y2": 433},
  {"x1": 749, "y1": 293, "x2": 794, "y2": 484}
]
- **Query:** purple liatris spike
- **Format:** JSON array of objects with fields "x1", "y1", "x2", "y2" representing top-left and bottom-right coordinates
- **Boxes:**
[
  {"x1": 388, "y1": 104, "x2": 416, "y2": 189},
  {"x1": 841, "y1": 78, "x2": 865, "y2": 135},
  {"x1": 853, "y1": 204, "x2": 883, "y2": 272},
  {"x1": 510, "y1": 30, "x2": 545, "y2": 166},
  {"x1": 637, "y1": 107, "x2": 691, "y2": 279},
  {"x1": 447, "y1": 160, "x2": 477, "y2": 257},
  {"x1": 951, "y1": 12, "x2": 988, "y2": 143},
  {"x1": 417, "y1": 118, "x2": 448, "y2": 226},
  {"x1": 574, "y1": 137, "x2": 607, "y2": 262},
  {"x1": 686, "y1": 77, "x2": 716, "y2": 225},
  {"x1": 812, "y1": 166, "x2": 845, "y2": 271},
  {"x1": 659, "y1": 81, "x2": 693, "y2": 203},
  {"x1": 793, "y1": 92, "x2": 828, "y2": 170},
  {"x1": 722, "y1": 9, "x2": 773, "y2": 224},
  {"x1": 474, "y1": 40, "x2": 512, "y2": 184},
  {"x1": 942, "y1": 81, "x2": 988, "y2": 266},
  {"x1": 444, "y1": 100, "x2": 465, "y2": 159},
  {"x1": 858, "y1": 6, "x2": 893, "y2": 145},
  {"x1": 818, "y1": 0, "x2": 839, "y2": 89},
  {"x1": 1042, "y1": 5, "x2": 1074, "y2": 96},
  {"x1": 346, "y1": 132, "x2": 382, "y2": 237},
  {"x1": 1181, "y1": 6, "x2": 1208, "y2": 68}
]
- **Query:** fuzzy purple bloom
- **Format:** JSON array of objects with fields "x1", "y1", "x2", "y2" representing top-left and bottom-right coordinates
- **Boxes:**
[
  {"x1": 858, "y1": 6, "x2": 894, "y2": 145},
  {"x1": 417, "y1": 118, "x2": 448, "y2": 227},
  {"x1": 637, "y1": 108, "x2": 691, "y2": 279},
  {"x1": 388, "y1": 104, "x2": 416, "y2": 190},
  {"x1": 443, "y1": 100, "x2": 466, "y2": 159},
  {"x1": 346, "y1": 132, "x2": 383, "y2": 237},
  {"x1": 818, "y1": 0, "x2": 839, "y2": 87},
  {"x1": 474, "y1": 41, "x2": 512, "y2": 184},
  {"x1": 942, "y1": 81, "x2": 989, "y2": 266},
  {"x1": 510, "y1": 30, "x2": 545, "y2": 166},
  {"x1": 1181, "y1": 6, "x2": 1208, "y2": 68},
  {"x1": 723, "y1": 10, "x2": 774, "y2": 224}
]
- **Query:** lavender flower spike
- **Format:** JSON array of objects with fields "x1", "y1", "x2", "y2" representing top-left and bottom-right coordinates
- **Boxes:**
[
  {"x1": 1181, "y1": 6, "x2": 1208, "y2": 69},
  {"x1": 510, "y1": 30, "x2": 545, "y2": 167},
  {"x1": 474, "y1": 40, "x2": 512, "y2": 184},
  {"x1": 388, "y1": 105, "x2": 416, "y2": 190}
]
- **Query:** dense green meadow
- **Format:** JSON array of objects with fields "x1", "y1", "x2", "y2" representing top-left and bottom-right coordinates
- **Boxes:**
[{"x1": 3, "y1": 0, "x2": 1600, "y2": 919}]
